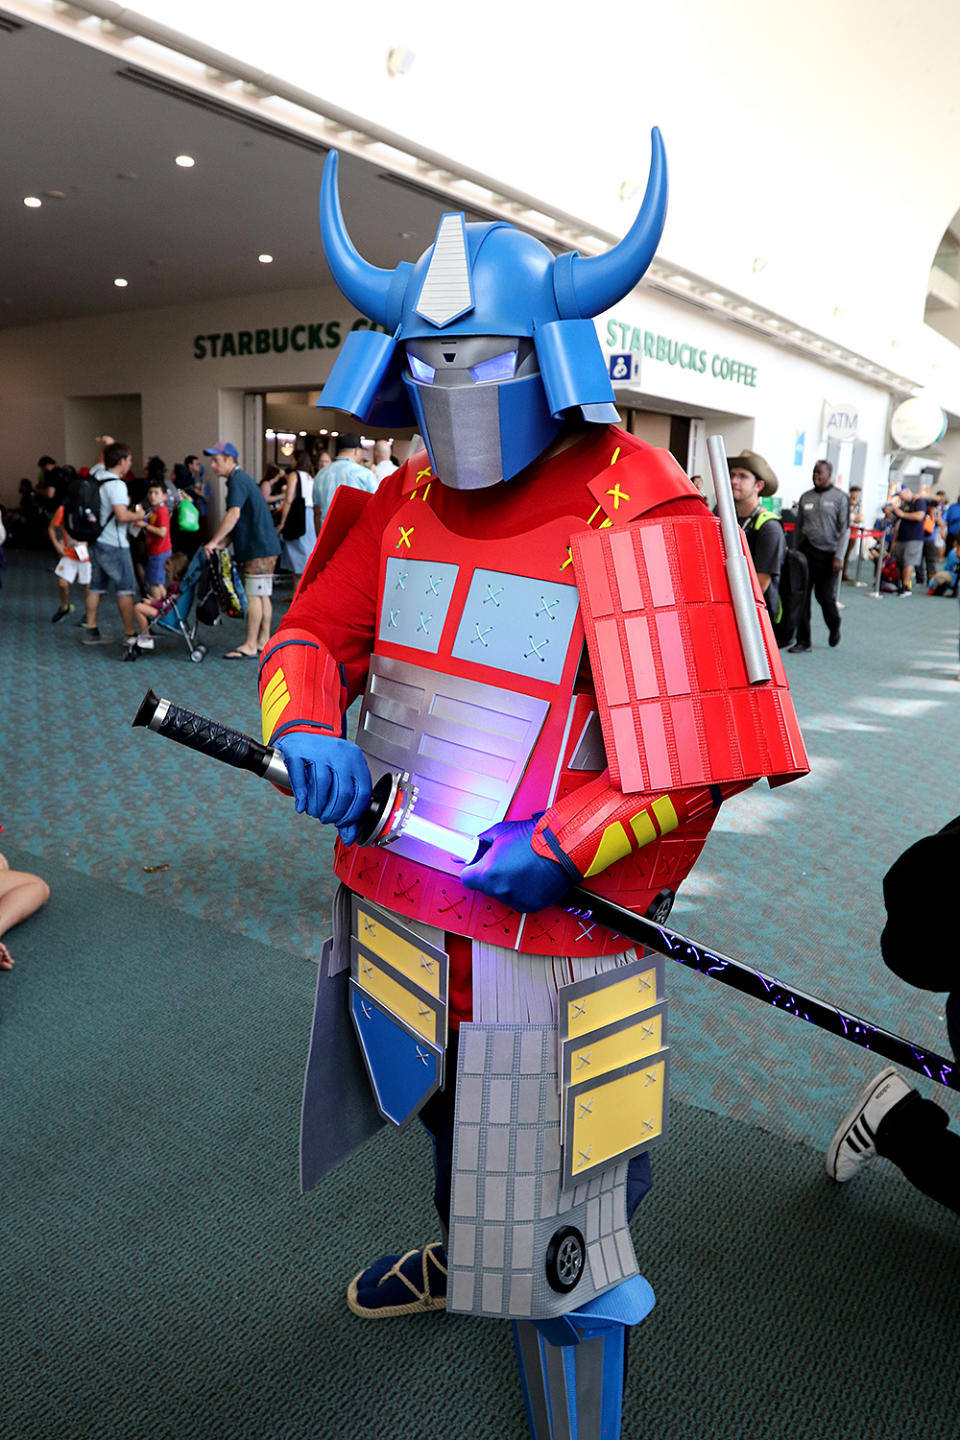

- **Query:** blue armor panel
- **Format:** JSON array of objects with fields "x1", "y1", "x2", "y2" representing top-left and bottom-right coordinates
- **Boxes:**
[{"x1": 451, "y1": 570, "x2": 580, "y2": 684}]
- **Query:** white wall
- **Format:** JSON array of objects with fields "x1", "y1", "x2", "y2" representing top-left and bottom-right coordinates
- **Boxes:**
[
  {"x1": 596, "y1": 288, "x2": 894, "y2": 517},
  {"x1": 0, "y1": 284, "x2": 371, "y2": 502},
  {"x1": 111, "y1": 0, "x2": 960, "y2": 404},
  {"x1": 0, "y1": 272, "x2": 896, "y2": 526}
]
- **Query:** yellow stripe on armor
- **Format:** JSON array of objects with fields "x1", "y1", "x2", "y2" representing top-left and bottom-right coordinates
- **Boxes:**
[
  {"x1": 583, "y1": 821, "x2": 632, "y2": 878},
  {"x1": 355, "y1": 957, "x2": 437, "y2": 1042},
  {"x1": 570, "y1": 1059, "x2": 667, "y2": 1172},
  {"x1": 651, "y1": 796, "x2": 679, "y2": 836},
  {"x1": 568, "y1": 1012, "x2": 664, "y2": 1083},
  {"x1": 564, "y1": 967, "x2": 660, "y2": 1038},
  {"x1": 629, "y1": 810, "x2": 657, "y2": 849},
  {"x1": 356, "y1": 910, "x2": 442, "y2": 1000},
  {"x1": 261, "y1": 669, "x2": 290, "y2": 742}
]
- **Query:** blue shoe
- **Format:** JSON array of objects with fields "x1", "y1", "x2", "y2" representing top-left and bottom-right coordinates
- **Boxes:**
[{"x1": 346, "y1": 1243, "x2": 447, "y2": 1319}]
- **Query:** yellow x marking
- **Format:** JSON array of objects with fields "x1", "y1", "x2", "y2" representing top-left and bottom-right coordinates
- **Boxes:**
[
  {"x1": 606, "y1": 482, "x2": 631, "y2": 509},
  {"x1": 416, "y1": 465, "x2": 433, "y2": 483},
  {"x1": 397, "y1": 525, "x2": 414, "y2": 550}
]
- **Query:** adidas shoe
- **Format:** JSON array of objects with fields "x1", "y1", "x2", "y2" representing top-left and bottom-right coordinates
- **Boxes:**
[
  {"x1": 136, "y1": 635, "x2": 155, "y2": 650},
  {"x1": 826, "y1": 1067, "x2": 915, "y2": 1183}
]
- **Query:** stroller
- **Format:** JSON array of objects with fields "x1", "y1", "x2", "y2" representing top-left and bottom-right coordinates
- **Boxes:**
[{"x1": 149, "y1": 549, "x2": 247, "y2": 662}]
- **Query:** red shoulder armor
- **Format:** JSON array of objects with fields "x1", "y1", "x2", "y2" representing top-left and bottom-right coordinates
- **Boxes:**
[
  {"x1": 295, "y1": 483, "x2": 375, "y2": 596},
  {"x1": 258, "y1": 627, "x2": 345, "y2": 745},
  {"x1": 571, "y1": 514, "x2": 809, "y2": 793},
  {"x1": 588, "y1": 444, "x2": 701, "y2": 524}
]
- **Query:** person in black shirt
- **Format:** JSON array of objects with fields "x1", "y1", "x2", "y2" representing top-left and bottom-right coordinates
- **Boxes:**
[
  {"x1": 727, "y1": 451, "x2": 785, "y2": 624},
  {"x1": 891, "y1": 485, "x2": 926, "y2": 596},
  {"x1": 790, "y1": 459, "x2": 850, "y2": 649}
]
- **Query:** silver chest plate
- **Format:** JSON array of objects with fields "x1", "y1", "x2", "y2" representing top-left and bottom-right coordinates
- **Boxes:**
[{"x1": 356, "y1": 654, "x2": 550, "y2": 875}]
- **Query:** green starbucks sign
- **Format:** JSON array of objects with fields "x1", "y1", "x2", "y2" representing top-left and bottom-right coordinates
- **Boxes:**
[{"x1": 604, "y1": 317, "x2": 758, "y2": 388}]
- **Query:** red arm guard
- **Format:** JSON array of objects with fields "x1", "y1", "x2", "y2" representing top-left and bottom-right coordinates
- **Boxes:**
[
  {"x1": 531, "y1": 774, "x2": 754, "y2": 880},
  {"x1": 258, "y1": 628, "x2": 346, "y2": 745}
]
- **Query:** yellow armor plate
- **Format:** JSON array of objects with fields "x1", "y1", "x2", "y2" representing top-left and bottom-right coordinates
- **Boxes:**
[
  {"x1": 567, "y1": 1053, "x2": 669, "y2": 1180},
  {"x1": 565, "y1": 1008, "x2": 665, "y2": 1085},
  {"x1": 354, "y1": 954, "x2": 438, "y2": 1044},
  {"x1": 562, "y1": 963, "x2": 660, "y2": 1040},
  {"x1": 356, "y1": 906, "x2": 444, "y2": 1000}
]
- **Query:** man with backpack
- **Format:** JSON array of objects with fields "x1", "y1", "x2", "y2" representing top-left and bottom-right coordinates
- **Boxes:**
[
  {"x1": 81, "y1": 441, "x2": 146, "y2": 659},
  {"x1": 727, "y1": 451, "x2": 786, "y2": 624}
]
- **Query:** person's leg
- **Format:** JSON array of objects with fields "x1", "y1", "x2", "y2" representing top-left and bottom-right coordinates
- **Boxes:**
[
  {"x1": 812, "y1": 549, "x2": 841, "y2": 638},
  {"x1": 117, "y1": 593, "x2": 137, "y2": 640},
  {"x1": 257, "y1": 593, "x2": 273, "y2": 650},
  {"x1": 83, "y1": 546, "x2": 107, "y2": 635},
  {"x1": 56, "y1": 577, "x2": 70, "y2": 608},
  {"x1": 794, "y1": 543, "x2": 814, "y2": 646},
  {"x1": 876, "y1": 1091, "x2": 960, "y2": 1216},
  {"x1": 0, "y1": 868, "x2": 51, "y2": 967},
  {"x1": 242, "y1": 595, "x2": 263, "y2": 654},
  {"x1": 347, "y1": 1034, "x2": 455, "y2": 1319},
  {"x1": 115, "y1": 549, "x2": 139, "y2": 647},
  {"x1": 842, "y1": 534, "x2": 855, "y2": 582}
]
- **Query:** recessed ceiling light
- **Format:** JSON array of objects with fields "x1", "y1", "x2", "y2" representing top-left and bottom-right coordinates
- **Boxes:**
[
  {"x1": 175, "y1": 155, "x2": 195, "y2": 168},
  {"x1": 23, "y1": 196, "x2": 42, "y2": 208},
  {"x1": 114, "y1": 277, "x2": 129, "y2": 288},
  {"x1": 258, "y1": 253, "x2": 273, "y2": 264}
]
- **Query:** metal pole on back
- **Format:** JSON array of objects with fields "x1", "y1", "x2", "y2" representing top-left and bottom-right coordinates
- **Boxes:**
[{"x1": 707, "y1": 435, "x2": 771, "y2": 684}]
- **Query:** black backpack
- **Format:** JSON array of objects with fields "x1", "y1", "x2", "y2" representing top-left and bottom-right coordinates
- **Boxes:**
[
  {"x1": 773, "y1": 547, "x2": 809, "y2": 648},
  {"x1": 62, "y1": 473, "x2": 104, "y2": 544}
]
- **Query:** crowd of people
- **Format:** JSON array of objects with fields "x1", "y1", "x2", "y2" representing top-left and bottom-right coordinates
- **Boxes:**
[{"x1": 1, "y1": 433, "x2": 400, "y2": 661}]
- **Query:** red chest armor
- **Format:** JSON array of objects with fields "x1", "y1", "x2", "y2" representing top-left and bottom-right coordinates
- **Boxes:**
[{"x1": 333, "y1": 492, "x2": 712, "y2": 957}]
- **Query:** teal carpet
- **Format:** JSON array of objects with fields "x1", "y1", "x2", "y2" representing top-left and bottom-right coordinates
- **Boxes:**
[{"x1": 2, "y1": 549, "x2": 959, "y2": 1439}]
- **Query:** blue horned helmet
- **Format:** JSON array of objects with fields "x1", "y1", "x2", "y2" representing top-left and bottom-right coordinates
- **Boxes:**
[{"x1": 319, "y1": 129, "x2": 667, "y2": 490}]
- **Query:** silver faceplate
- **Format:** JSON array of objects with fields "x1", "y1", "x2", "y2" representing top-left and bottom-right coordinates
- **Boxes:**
[{"x1": 357, "y1": 653, "x2": 550, "y2": 875}]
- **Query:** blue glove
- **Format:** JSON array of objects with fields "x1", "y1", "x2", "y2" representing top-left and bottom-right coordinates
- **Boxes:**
[
  {"x1": 459, "y1": 817, "x2": 576, "y2": 913},
  {"x1": 273, "y1": 733, "x2": 372, "y2": 845}
]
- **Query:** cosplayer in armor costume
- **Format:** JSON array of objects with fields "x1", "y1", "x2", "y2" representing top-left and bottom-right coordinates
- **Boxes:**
[{"x1": 258, "y1": 133, "x2": 808, "y2": 1439}]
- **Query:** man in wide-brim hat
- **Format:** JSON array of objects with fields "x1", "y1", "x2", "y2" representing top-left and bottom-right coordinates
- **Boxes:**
[{"x1": 727, "y1": 450, "x2": 785, "y2": 623}]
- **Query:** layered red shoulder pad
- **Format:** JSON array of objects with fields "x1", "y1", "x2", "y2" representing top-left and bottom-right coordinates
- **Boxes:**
[
  {"x1": 296, "y1": 482, "x2": 376, "y2": 595},
  {"x1": 258, "y1": 628, "x2": 345, "y2": 746},
  {"x1": 587, "y1": 444, "x2": 701, "y2": 524},
  {"x1": 571, "y1": 514, "x2": 809, "y2": 793}
]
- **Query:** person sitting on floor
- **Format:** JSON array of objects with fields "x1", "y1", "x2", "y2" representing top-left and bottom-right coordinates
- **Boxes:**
[{"x1": 0, "y1": 850, "x2": 50, "y2": 970}]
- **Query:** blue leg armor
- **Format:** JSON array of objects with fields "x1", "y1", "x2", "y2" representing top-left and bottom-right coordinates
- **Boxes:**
[{"x1": 511, "y1": 1275, "x2": 655, "y2": 1440}]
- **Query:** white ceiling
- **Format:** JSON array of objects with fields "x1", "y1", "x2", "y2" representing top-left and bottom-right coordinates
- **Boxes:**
[{"x1": 0, "y1": 13, "x2": 475, "y2": 328}]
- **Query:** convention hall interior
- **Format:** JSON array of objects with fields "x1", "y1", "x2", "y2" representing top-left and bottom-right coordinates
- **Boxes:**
[{"x1": 3, "y1": 3, "x2": 960, "y2": 1438}]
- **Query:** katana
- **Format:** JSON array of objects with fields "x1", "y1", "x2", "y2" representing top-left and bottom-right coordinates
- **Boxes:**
[{"x1": 134, "y1": 689, "x2": 958, "y2": 1093}]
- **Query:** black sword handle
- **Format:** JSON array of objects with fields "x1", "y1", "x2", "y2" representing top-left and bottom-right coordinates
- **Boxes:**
[
  {"x1": 132, "y1": 690, "x2": 397, "y2": 845},
  {"x1": 567, "y1": 886, "x2": 960, "y2": 1095},
  {"x1": 133, "y1": 689, "x2": 279, "y2": 780}
]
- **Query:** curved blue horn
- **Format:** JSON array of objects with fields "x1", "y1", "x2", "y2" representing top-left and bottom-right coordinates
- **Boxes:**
[
  {"x1": 561, "y1": 127, "x2": 668, "y2": 318},
  {"x1": 320, "y1": 151, "x2": 397, "y2": 329}
]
